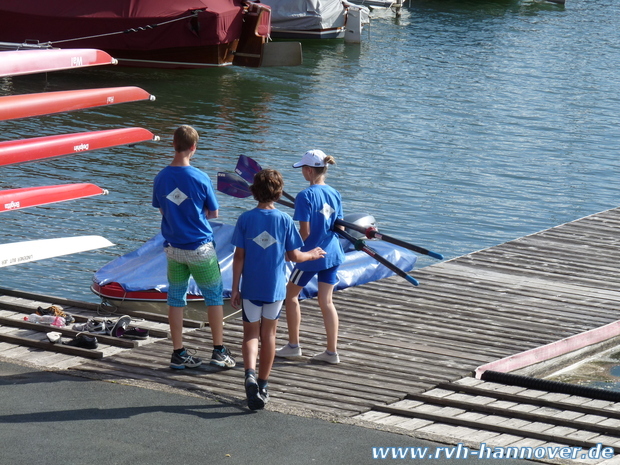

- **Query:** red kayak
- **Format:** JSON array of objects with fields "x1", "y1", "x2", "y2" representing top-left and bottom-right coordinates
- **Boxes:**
[
  {"x1": 0, "y1": 1, "x2": 271, "y2": 68},
  {"x1": 0, "y1": 48, "x2": 116, "y2": 77},
  {"x1": 0, "y1": 183, "x2": 107, "y2": 212},
  {"x1": 0, "y1": 127, "x2": 159, "y2": 167},
  {"x1": 0, "y1": 87, "x2": 155, "y2": 121}
]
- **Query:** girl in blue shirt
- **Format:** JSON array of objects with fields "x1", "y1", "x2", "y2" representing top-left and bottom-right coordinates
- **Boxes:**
[{"x1": 277, "y1": 150, "x2": 345, "y2": 364}]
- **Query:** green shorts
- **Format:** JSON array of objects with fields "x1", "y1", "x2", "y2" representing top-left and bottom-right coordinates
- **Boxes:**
[{"x1": 165, "y1": 243, "x2": 223, "y2": 307}]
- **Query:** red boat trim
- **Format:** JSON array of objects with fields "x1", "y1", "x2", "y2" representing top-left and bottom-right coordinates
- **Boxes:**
[
  {"x1": 0, "y1": 127, "x2": 159, "y2": 167},
  {"x1": 0, "y1": 87, "x2": 155, "y2": 121},
  {"x1": 92, "y1": 282, "x2": 204, "y2": 302},
  {"x1": 0, "y1": 48, "x2": 117, "y2": 78},
  {"x1": 0, "y1": 183, "x2": 107, "y2": 212}
]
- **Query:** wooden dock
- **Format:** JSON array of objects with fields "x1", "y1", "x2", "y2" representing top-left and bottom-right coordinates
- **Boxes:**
[{"x1": 2, "y1": 206, "x2": 620, "y2": 461}]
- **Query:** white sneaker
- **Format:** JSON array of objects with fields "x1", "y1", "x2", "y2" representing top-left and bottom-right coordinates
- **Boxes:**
[
  {"x1": 275, "y1": 344, "x2": 302, "y2": 358},
  {"x1": 312, "y1": 351, "x2": 340, "y2": 364},
  {"x1": 46, "y1": 331, "x2": 62, "y2": 344}
]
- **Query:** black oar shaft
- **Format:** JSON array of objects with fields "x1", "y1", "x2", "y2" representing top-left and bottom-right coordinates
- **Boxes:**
[
  {"x1": 336, "y1": 228, "x2": 419, "y2": 287},
  {"x1": 335, "y1": 219, "x2": 443, "y2": 260}
]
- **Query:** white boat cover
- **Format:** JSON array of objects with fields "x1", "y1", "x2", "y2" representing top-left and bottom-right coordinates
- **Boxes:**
[
  {"x1": 264, "y1": 0, "x2": 347, "y2": 30},
  {"x1": 93, "y1": 222, "x2": 417, "y2": 301}
]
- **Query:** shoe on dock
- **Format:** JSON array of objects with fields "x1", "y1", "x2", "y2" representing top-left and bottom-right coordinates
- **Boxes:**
[
  {"x1": 170, "y1": 348, "x2": 202, "y2": 369},
  {"x1": 312, "y1": 351, "x2": 340, "y2": 364},
  {"x1": 275, "y1": 343, "x2": 302, "y2": 358}
]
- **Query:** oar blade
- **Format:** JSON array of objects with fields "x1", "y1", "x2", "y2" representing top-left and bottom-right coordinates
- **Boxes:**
[
  {"x1": 235, "y1": 154, "x2": 262, "y2": 183},
  {"x1": 216, "y1": 172, "x2": 252, "y2": 199},
  {"x1": 0, "y1": 235, "x2": 114, "y2": 268}
]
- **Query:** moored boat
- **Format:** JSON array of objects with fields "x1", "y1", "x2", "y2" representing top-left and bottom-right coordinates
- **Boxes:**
[
  {"x1": 266, "y1": 0, "x2": 369, "y2": 40},
  {"x1": 0, "y1": 0, "x2": 272, "y2": 68},
  {"x1": 91, "y1": 219, "x2": 417, "y2": 320}
]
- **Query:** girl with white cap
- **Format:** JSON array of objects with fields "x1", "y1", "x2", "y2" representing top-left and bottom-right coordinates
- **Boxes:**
[{"x1": 276, "y1": 149, "x2": 345, "y2": 364}]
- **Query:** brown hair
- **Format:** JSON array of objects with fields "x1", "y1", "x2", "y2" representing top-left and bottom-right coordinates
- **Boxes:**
[
  {"x1": 173, "y1": 125, "x2": 199, "y2": 152},
  {"x1": 251, "y1": 169, "x2": 283, "y2": 203}
]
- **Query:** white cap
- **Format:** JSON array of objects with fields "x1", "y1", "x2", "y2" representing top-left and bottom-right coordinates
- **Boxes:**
[{"x1": 292, "y1": 149, "x2": 327, "y2": 168}]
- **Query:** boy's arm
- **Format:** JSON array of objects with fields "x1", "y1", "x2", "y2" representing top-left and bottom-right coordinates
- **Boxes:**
[
  {"x1": 205, "y1": 208, "x2": 218, "y2": 219},
  {"x1": 299, "y1": 221, "x2": 310, "y2": 240},
  {"x1": 286, "y1": 247, "x2": 325, "y2": 263},
  {"x1": 231, "y1": 247, "x2": 245, "y2": 310}
]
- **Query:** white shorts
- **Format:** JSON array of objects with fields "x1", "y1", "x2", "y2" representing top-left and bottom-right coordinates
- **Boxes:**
[{"x1": 242, "y1": 299, "x2": 283, "y2": 323}]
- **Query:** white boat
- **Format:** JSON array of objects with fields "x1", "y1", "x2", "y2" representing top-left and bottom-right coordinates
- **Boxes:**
[
  {"x1": 91, "y1": 219, "x2": 418, "y2": 320},
  {"x1": 266, "y1": 0, "x2": 370, "y2": 40}
]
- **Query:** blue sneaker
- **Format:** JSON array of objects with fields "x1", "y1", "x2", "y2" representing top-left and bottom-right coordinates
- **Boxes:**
[{"x1": 170, "y1": 349, "x2": 202, "y2": 369}]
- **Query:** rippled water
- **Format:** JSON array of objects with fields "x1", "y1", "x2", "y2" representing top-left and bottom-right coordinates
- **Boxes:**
[{"x1": 1, "y1": 0, "x2": 619, "y2": 302}]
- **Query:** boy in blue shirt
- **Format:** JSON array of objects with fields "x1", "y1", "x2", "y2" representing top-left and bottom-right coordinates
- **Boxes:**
[
  {"x1": 152, "y1": 125, "x2": 235, "y2": 370},
  {"x1": 231, "y1": 169, "x2": 324, "y2": 410}
]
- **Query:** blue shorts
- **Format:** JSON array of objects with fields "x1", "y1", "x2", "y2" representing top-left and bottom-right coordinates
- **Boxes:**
[
  {"x1": 289, "y1": 265, "x2": 339, "y2": 287},
  {"x1": 242, "y1": 300, "x2": 283, "y2": 323}
]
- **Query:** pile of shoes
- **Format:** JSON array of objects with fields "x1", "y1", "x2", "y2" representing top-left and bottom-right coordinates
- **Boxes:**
[
  {"x1": 37, "y1": 305, "x2": 75, "y2": 325},
  {"x1": 72, "y1": 315, "x2": 149, "y2": 339},
  {"x1": 45, "y1": 314, "x2": 150, "y2": 350}
]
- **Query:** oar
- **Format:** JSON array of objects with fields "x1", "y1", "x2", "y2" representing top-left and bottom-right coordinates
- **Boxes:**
[
  {"x1": 335, "y1": 218, "x2": 443, "y2": 260},
  {"x1": 218, "y1": 170, "x2": 418, "y2": 286},
  {"x1": 0, "y1": 183, "x2": 108, "y2": 212},
  {"x1": 0, "y1": 127, "x2": 159, "y2": 167},
  {"x1": 336, "y1": 228, "x2": 419, "y2": 287},
  {"x1": 235, "y1": 155, "x2": 296, "y2": 203},
  {"x1": 235, "y1": 155, "x2": 442, "y2": 260},
  {"x1": 0, "y1": 236, "x2": 114, "y2": 268},
  {"x1": 0, "y1": 87, "x2": 156, "y2": 121},
  {"x1": 216, "y1": 171, "x2": 295, "y2": 208}
]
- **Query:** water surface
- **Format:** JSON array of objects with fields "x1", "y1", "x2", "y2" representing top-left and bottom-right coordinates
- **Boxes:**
[{"x1": 1, "y1": 0, "x2": 618, "y2": 302}]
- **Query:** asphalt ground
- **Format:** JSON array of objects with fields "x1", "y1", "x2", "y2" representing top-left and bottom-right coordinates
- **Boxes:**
[{"x1": 0, "y1": 360, "x2": 539, "y2": 465}]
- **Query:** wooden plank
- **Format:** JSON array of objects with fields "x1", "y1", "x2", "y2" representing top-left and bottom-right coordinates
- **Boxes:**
[
  {"x1": 371, "y1": 404, "x2": 620, "y2": 454},
  {"x1": 436, "y1": 382, "x2": 620, "y2": 420},
  {"x1": 403, "y1": 393, "x2": 620, "y2": 437},
  {"x1": 0, "y1": 332, "x2": 103, "y2": 358},
  {"x1": 0, "y1": 316, "x2": 137, "y2": 348}
]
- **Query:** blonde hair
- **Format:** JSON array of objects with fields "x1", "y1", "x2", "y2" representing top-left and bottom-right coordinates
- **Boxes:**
[
  {"x1": 310, "y1": 155, "x2": 336, "y2": 177},
  {"x1": 173, "y1": 125, "x2": 199, "y2": 152}
]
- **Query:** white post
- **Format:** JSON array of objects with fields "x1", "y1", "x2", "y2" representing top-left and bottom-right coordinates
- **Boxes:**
[{"x1": 345, "y1": 7, "x2": 362, "y2": 44}]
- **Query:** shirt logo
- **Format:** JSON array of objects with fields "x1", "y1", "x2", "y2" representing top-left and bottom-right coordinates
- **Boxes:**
[
  {"x1": 319, "y1": 203, "x2": 335, "y2": 220},
  {"x1": 166, "y1": 188, "x2": 188, "y2": 206},
  {"x1": 253, "y1": 231, "x2": 277, "y2": 249}
]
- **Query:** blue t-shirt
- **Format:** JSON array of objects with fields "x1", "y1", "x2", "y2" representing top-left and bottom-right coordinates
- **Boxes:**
[
  {"x1": 293, "y1": 184, "x2": 345, "y2": 272},
  {"x1": 152, "y1": 165, "x2": 219, "y2": 250},
  {"x1": 231, "y1": 208, "x2": 303, "y2": 302}
]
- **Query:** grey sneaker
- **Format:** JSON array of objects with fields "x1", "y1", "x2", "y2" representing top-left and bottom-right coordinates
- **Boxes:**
[
  {"x1": 210, "y1": 346, "x2": 236, "y2": 368},
  {"x1": 312, "y1": 351, "x2": 340, "y2": 364},
  {"x1": 275, "y1": 344, "x2": 302, "y2": 358},
  {"x1": 245, "y1": 374, "x2": 265, "y2": 411},
  {"x1": 72, "y1": 318, "x2": 106, "y2": 334},
  {"x1": 170, "y1": 349, "x2": 202, "y2": 369}
]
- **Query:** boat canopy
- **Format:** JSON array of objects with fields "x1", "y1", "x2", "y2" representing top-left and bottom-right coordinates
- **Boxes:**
[
  {"x1": 265, "y1": 0, "x2": 346, "y2": 30},
  {"x1": 0, "y1": 0, "x2": 247, "y2": 47},
  {"x1": 93, "y1": 222, "x2": 417, "y2": 301}
]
